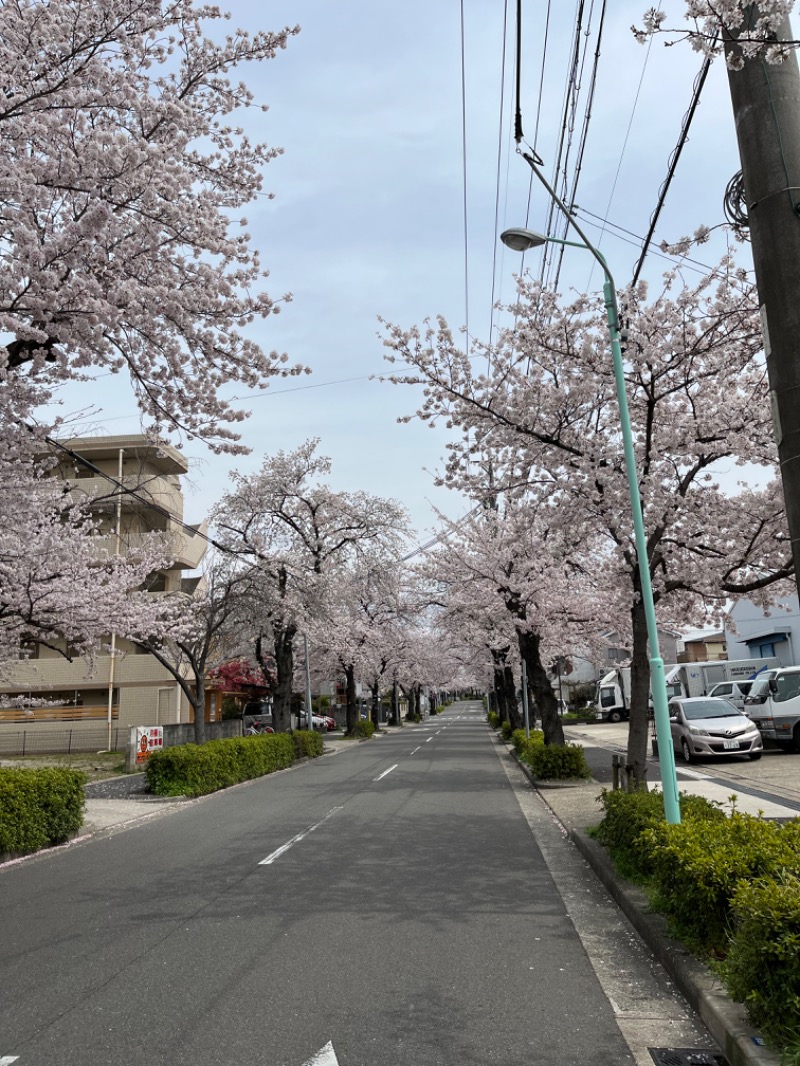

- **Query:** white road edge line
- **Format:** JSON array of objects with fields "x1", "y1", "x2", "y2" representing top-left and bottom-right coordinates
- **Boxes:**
[
  {"x1": 0, "y1": 1057, "x2": 20, "y2": 1064},
  {"x1": 258, "y1": 807, "x2": 343, "y2": 866},
  {"x1": 374, "y1": 764, "x2": 398, "y2": 781}
]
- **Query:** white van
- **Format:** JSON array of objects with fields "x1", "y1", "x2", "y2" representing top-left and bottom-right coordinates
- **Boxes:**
[{"x1": 706, "y1": 679, "x2": 754, "y2": 711}]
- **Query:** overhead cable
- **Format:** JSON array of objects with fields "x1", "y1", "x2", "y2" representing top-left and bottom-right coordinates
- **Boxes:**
[{"x1": 630, "y1": 53, "x2": 714, "y2": 288}]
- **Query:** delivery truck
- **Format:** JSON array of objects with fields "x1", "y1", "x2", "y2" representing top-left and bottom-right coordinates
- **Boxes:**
[
  {"x1": 743, "y1": 665, "x2": 800, "y2": 750},
  {"x1": 595, "y1": 657, "x2": 778, "y2": 722}
]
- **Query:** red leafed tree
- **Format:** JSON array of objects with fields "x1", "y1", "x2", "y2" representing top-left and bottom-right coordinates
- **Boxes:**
[{"x1": 208, "y1": 658, "x2": 275, "y2": 695}]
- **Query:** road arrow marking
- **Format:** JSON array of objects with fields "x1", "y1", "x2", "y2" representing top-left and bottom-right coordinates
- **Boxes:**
[
  {"x1": 374, "y1": 764, "x2": 397, "y2": 781},
  {"x1": 258, "y1": 807, "x2": 343, "y2": 865},
  {"x1": 303, "y1": 1041, "x2": 339, "y2": 1065}
]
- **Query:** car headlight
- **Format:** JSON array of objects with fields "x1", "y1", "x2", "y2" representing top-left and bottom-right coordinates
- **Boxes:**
[{"x1": 689, "y1": 726, "x2": 709, "y2": 736}]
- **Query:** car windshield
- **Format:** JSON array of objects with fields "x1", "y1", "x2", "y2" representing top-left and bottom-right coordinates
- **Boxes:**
[
  {"x1": 773, "y1": 673, "x2": 800, "y2": 703},
  {"x1": 681, "y1": 700, "x2": 739, "y2": 720}
]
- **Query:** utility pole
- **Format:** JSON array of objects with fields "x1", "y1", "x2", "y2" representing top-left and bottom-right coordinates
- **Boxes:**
[{"x1": 725, "y1": 8, "x2": 800, "y2": 588}]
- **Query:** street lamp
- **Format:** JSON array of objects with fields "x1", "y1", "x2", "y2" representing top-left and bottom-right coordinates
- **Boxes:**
[{"x1": 500, "y1": 159, "x2": 681, "y2": 823}]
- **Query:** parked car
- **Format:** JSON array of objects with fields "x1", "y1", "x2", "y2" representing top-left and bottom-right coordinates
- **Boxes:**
[
  {"x1": 661, "y1": 696, "x2": 763, "y2": 763},
  {"x1": 706, "y1": 680, "x2": 754, "y2": 711},
  {"x1": 294, "y1": 710, "x2": 329, "y2": 732},
  {"x1": 242, "y1": 700, "x2": 274, "y2": 733}
]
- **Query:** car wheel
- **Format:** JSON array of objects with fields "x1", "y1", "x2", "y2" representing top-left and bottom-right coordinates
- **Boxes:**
[
  {"x1": 748, "y1": 751, "x2": 762, "y2": 761},
  {"x1": 793, "y1": 725, "x2": 800, "y2": 754},
  {"x1": 680, "y1": 738, "x2": 695, "y2": 764},
  {"x1": 609, "y1": 710, "x2": 623, "y2": 724}
]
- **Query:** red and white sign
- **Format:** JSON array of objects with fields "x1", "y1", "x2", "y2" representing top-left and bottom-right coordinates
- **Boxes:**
[{"x1": 135, "y1": 726, "x2": 164, "y2": 764}]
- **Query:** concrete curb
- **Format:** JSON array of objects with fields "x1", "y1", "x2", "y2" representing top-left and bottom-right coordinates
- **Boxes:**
[{"x1": 507, "y1": 745, "x2": 779, "y2": 1066}]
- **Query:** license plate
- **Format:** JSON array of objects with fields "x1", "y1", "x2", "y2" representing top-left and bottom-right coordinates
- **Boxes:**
[{"x1": 723, "y1": 739, "x2": 740, "y2": 750}]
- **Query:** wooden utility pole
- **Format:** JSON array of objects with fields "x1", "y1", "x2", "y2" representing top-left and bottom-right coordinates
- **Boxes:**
[{"x1": 725, "y1": 9, "x2": 800, "y2": 588}]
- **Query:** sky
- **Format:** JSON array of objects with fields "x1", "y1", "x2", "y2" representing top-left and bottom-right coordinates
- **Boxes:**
[{"x1": 44, "y1": 0, "x2": 751, "y2": 546}]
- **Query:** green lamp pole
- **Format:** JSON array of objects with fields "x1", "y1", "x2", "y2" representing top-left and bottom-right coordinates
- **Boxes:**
[{"x1": 500, "y1": 157, "x2": 681, "y2": 823}]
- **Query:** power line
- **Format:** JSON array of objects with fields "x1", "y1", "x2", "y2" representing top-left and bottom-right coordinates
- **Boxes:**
[
  {"x1": 630, "y1": 52, "x2": 714, "y2": 288},
  {"x1": 460, "y1": 0, "x2": 470, "y2": 349}
]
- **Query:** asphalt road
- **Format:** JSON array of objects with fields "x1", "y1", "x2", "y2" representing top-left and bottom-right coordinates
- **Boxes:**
[{"x1": 1, "y1": 704, "x2": 710, "y2": 1066}]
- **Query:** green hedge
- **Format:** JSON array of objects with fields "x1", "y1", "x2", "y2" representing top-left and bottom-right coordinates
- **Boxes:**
[
  {"x1": 724, "y1": 873, "x2": 800, "y2": 1047},
  {"x1": 145, "y1": 733, "x2": 296, "y2": 797},
  {"x1": 644, "y1": 813, "x2": 800, "y2": 955},
  {"x1": 293, "y1": 729, "x2": 324, "y2": 759},
  {"x1": 595, "y1": 787, "x2": 725, "y2": 881},
  {"x1": 0, "y1": 767, "x2": 86, "y2": 855},
  {"x1": 511, "y1": 728, "x2": 544, "y2": 756},
  {"x1": 596, "y1": 789, "x2": 800, "y2": 1052},
  {"x1": 355, "y1": 720, "x2": 376, "y2": 738},
  {"x1": 522, "y1": 741, "x2": 591, "y2": 780},
  {"x1": 487, "y1": 711, "x2": 501, "y2": 730},
  {"x1": 500, "y1": 719, "x2": 513, "y2": 740}
]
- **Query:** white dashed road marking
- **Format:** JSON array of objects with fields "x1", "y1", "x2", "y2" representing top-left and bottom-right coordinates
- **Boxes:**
[{"x1": 258, "y1": 807, "x2": 343, "y2": 865}]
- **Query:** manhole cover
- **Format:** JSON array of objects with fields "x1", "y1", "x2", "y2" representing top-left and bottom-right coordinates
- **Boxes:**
[{"x1": 649, "y1": 1051, "x2": 727, "y2": 1066}]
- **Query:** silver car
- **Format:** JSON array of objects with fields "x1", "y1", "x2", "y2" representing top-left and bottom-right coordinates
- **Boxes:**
[{"x1": 668, "y1": 696, "x2": 763, "y2": 763}]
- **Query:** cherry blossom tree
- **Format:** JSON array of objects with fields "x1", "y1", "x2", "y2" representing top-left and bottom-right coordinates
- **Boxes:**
[
  {"x1": 419, "y1": 495, "x2": 619, "y2": 743},
  {"x1": 0, "y1": 1, "x2": 305, "y2": 663},
  {"x1": 128, "y1": 554, "x2": 253, "y2": 744},
  {"x1": 634, "y1": 3, "x2": 799, "y2": 64},
  {"x1": 0, "y1": 433, "x2": 175, "y2": 672},
  {"x1": 213, "y1": 441, "x2": 410, "y2": 732},
  {"x1": 383, "y1": 257, "x2": 793, "y2": 782},
  {"x1": 0, "y1": 0, "x2": 305, "y2": 451}
]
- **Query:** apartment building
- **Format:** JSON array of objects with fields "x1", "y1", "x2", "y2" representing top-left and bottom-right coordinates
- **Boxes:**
[{"x1": 0, "y1": 435, "x2": 207, "y2": 747}]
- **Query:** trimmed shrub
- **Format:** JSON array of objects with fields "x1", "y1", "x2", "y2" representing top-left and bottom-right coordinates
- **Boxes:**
[
  {"x1": 0, "y1": 767, "x2": 86, "y2": 855},
  {"x1": 145, "y1": 733, "x2": 295, "y2": 797},
  {"x1": 723, "y1": 873, "x2": 800, "y2": 1047},
  {"x1": 293, "y1": 729, "x2": 324, "y2": 759},
  {"x1": 511, "y1": 729, "x2": 544, "y2": 760},
  {"x1": 355, "y1": 720, "x2": 376, "y2": 739},
  {"x1": 500, "y1": 719, "x2": 513, "y2": 740},
  {"x1": 487, "y1": 712, "x2": 501, "y2": 730},
  {"x1": 521, "y1": 741, "x2": 591, "y2": 781},
  {"x1": 595, "y1": 787, "x2": 725, "y2": 881},
  {"x1": 645, "y1": 813, "x2": 800, "y2": 955}
]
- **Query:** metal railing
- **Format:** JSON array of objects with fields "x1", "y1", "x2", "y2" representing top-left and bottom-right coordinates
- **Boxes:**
[{"x1": 0, "y1": 727, "x2": 124, "y2": 756}]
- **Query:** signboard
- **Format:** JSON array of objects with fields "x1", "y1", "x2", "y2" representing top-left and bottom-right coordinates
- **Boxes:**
[{"x1": 135, "y1": 726, "x2": 164, "y2": 765}]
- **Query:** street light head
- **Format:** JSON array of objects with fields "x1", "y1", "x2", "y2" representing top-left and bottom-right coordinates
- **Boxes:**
[{"x1": 500, "y1": 227, "x2": 548, "y2": 253}]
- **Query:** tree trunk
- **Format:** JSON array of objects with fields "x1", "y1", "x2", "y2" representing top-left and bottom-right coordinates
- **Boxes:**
[
  {"x1": 371, "y1": 680, "x2": 381, "y2": 725},
  {"x1": 626, "y1": 590, "x2": 651, "y2": 788},
  {"x1": 271, "y1": 622, "x2": 296, "y2": 733},
  {"x1": 390, "y1": 678, "x2": 401, "y2": 726},
  {"x1": 344, "y1": 663, "x2": 358, "y2": 735},
  {"x1": 192, "y1": 676, "x2": 206, "y2": 745},
  {"x1": 404, "y1": 686, "x2": 417, "y2": 721},
  {"x1": 518, "y1": 628, "x2": 564, "y2": 745},
  {"x1": 503, "y1": 666, "x2": 521, "y2": 730},
  {"x1": 492, "y1": 661, "x2": 508, "y2": 721}
]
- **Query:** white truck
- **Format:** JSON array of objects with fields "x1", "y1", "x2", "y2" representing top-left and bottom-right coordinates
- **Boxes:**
[
  {"x1": 595, "y1": 658, "x2": 778, "y2": 722},
  {"x1": 743, "y1": 665, "x2": 800, "y2": 750}
]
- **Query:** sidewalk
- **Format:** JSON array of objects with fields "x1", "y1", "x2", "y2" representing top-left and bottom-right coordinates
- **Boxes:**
[{"x1": 507, "y1": 740, "x2": 780, "y2": 1066}]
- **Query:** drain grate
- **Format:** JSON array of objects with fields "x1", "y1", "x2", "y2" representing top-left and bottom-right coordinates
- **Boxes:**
[{"x1": 649, "y1": 1050, "x2": 728, "y2": 1066}]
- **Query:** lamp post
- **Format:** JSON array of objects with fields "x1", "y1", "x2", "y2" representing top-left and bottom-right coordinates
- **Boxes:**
[{"x1": 500, "y1": 165, "x2": 681, "y2": 823}]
